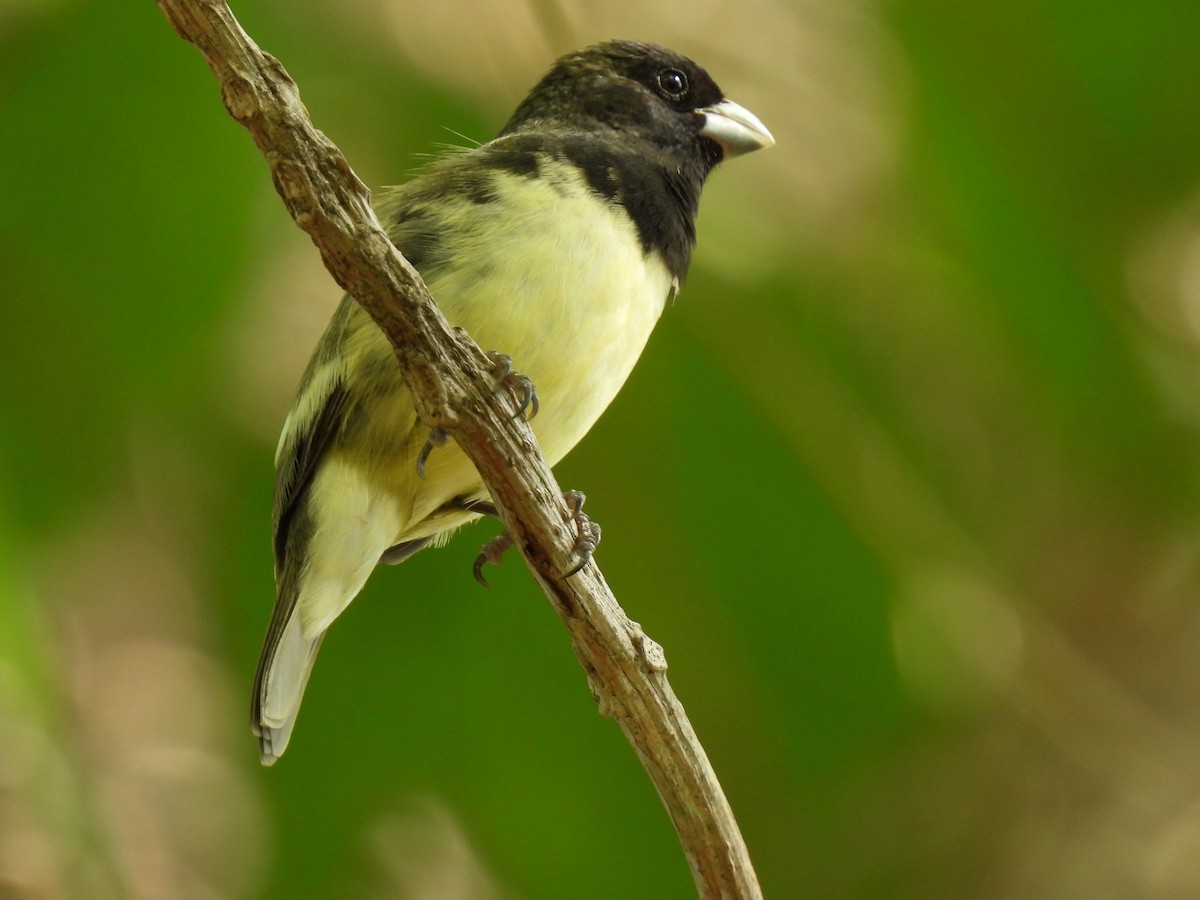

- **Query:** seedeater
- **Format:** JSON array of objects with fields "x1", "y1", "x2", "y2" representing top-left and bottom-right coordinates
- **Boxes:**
[{"x1": 252, "y1": 40, "x2": 774, "y2": 764}]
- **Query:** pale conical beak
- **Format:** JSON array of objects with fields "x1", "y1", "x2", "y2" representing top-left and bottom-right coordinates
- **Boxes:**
[{"x1": 696, "y1": 99, "x2": 775, "y2": 158}]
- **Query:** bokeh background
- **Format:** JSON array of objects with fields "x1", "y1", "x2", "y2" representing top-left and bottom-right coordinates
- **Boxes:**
[{"x1": 4, "y1": 0, "x2": 1200, "y2": 897}]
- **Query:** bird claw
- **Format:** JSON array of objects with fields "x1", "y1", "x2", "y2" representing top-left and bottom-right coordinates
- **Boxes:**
[
  {"x1": 470, "y1": 490, "x2": 601, "y2": 585},
  {"x1": 416, "y1": 427, "x2": 449, "y2": 479},
  {"x1": 416, "y1": 354, "x2": 535, "y2": 480},
  {"x1": 473, "y1": 532, "x2": 514, "y2": 587},
  {"x1": 488, "y1": 351, "x2": 539, "y2": 420},
  {"x1": 563, "y1": 489, "x2": 601, "y2": 576}
]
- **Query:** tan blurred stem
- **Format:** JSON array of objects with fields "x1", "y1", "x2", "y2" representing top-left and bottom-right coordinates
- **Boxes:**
[{"x1": 154, "y1": 2, "x2": 762, "y2": 897}]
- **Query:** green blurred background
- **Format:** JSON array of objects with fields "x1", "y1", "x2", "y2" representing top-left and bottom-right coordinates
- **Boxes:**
[{"x1": 4, "y1": 0, "x2": 1200, "y2": 897}]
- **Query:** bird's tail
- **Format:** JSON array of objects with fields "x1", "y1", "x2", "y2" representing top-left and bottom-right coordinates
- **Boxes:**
[{"x1": 251, "y1": 610, "x2": 325, "y2": 766}]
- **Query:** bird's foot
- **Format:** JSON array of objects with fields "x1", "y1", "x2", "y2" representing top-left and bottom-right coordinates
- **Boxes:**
[
  {"x1": 488, "y1": 350, "x2": 539, "y2": 420},
  {"x1": 471, "y1": 490, "x2": 601, "y2": 586},
  {"x1": 473, "y1": 532, "x2": 514, "y2": 587},
  {"x1": 563, "y1": 489, "x2": 601, "y2": 576},
  {"x1": 416, "y1": 427, "x2": 449, "y2": 479},
  {"x1": 418, "y1": 354, "x2": 535, "y2": 478}
]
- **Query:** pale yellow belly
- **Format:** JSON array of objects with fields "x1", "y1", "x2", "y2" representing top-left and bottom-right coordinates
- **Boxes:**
[{"x1": 399, "y1": 163, "x2": 675, "y2": 532}]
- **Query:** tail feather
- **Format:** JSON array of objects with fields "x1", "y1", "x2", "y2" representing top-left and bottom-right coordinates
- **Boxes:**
[
  {"x1": 252, "y1": 613, "x2": 325, "y2": 766},
  {"x1": 253, "y1": 457, "x2": 408, "y2": 764}
]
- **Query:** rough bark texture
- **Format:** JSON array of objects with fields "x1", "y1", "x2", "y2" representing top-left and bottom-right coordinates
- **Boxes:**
[{"x1": 156, "y1": 2, "x2": 762, "y2": 896}]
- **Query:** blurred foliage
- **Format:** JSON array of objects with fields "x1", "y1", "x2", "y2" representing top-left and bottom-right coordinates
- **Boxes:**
[{"x1": 3, "y1": 0, "x2": 1200, "y2": 897}]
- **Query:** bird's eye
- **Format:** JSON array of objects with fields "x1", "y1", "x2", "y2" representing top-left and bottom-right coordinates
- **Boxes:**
[{"x1": 656, "y1": 68, "x2": 689, "y2": 101}]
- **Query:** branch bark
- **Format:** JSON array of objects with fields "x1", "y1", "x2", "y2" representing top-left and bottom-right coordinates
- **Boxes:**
[{"x1": 156, "y1": 3, "x2": 761, "y2": 896}]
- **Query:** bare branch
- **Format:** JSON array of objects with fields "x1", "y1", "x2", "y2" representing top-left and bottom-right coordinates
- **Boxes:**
[{"x1": 156, "y1": 2, "x2": 762, "y2": 896}]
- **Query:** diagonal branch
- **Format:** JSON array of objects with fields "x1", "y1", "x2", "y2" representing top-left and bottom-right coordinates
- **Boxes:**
[{"x1": 156, "y1": 2, "x2": 761, "y2": 896}]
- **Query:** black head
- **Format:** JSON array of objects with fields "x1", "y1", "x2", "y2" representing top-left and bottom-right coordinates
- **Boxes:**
[
  {"x1": 490, "y1": 41, "x2": 772, "y2": 280},
  {"x1": 499, "y1": 41, "x2": 770, "y2": 169}
]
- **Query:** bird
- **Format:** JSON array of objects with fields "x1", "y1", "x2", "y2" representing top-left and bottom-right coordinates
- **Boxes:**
[{"x1": 251, "y1": 39, "x2": 774, "y2": 764}]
